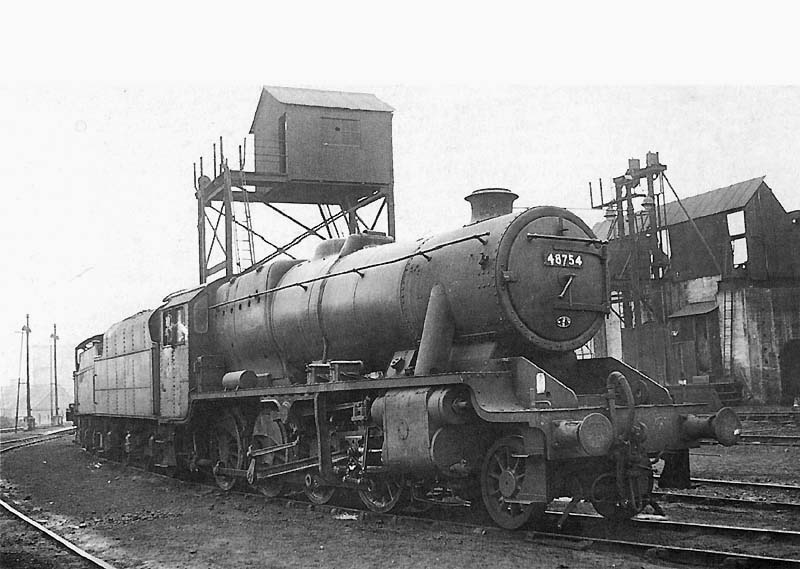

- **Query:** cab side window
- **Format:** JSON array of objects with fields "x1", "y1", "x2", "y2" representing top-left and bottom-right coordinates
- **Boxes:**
[
  {"x1": 162, "y1": 306, "x2": 188, "y2": 347},
  {"x1": 174, "y1": 306, "x2": 187, "y2": 345},
  {"x1": 163, "y1": 312, "x2": 173, "y2": 345}
]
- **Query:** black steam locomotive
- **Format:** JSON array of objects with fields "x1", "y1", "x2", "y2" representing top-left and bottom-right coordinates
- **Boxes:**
[{"x1": 69, "y1": 188, "x2": 739, "y2": 528}]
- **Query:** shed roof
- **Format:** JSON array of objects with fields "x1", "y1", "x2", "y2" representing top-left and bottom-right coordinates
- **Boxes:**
[
  {"x1": 592, "y1": 176, "x2": 766, "y2": 238},
  {"x1": 661, "y1": 176, "x2": 765, "y2": 226},
  {"x1": 261, "y1": 86, "x2": 395, "y2": 112}
]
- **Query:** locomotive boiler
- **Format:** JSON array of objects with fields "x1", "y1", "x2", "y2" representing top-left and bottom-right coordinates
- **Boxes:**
[{"x1": 70, "y1": 188, "x2": 740, "y2": 529}]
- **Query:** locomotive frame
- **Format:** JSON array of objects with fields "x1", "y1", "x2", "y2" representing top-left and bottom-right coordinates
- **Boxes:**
[{"x1": 69, "y1": 189, "x2": 740, "y2": 529}]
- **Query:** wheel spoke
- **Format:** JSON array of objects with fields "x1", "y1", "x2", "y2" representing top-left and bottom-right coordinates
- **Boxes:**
[
  {"x1": 210, "y1": 413, "x2": 243, "y2": 491},
  {"x1": 480, "y1": 436, "x2": 546, "y2": 530},
  {"x1": 493, "y1": 454, "x2": 504, "y2": 470}
]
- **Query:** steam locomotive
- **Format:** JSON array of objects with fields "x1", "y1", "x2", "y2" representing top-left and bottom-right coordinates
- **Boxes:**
[{"x1": 69, "y1": 188, "x2": 740, "y2": 529}]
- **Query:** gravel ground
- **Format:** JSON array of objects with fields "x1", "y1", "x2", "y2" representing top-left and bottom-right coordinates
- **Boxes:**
[
  {"x1": 690, "y1": 419, "x2": 800, "y2": 485},
  {"x1": 1, "y1": 437, "x2": 670, "y2": 569},
  {"x1": 0, "y1": 510, "x2": 99, "y2": 569}
]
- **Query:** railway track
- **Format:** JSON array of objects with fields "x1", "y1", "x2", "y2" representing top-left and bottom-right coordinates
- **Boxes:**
[
  {"x1": 0, "y1": 498, "x2": 119, "y2": 569},
  {"x1": 0, "y1": 427, "x2": 75, "y2": 452},
  {"x1": 738, "y1": 433, "x2": 800, "y2": 445},
  {"x1": 234, "y1": 491, "x2": 800, "y2": 567},
  {"x1": 655, "y1": 490, "x2": 800, "y2": 512},
  {"x1": 538, "y1": 511, "x2": 800, "y2": 568},
  {"x1": 738, "y1": 410, "x2": 800, "y2": 422},
  {"x1": 656, "y1": 473, "x2": 800, "y2": 494},
  {"x1": 1, "y1": 428, "x2": 118, "y2": 569},
  {"x1": 654, "y1": 476, "x2": 800, "y2": 512},
  {"x1": 6, "y1": 434, "x2": 800, "y2": 568},
  {"x1": 131, "y1": 460, "x2": 800, "y2": 566},
  {"x1": 689, "y1": 476, "x2": 800, "y2": 492}
]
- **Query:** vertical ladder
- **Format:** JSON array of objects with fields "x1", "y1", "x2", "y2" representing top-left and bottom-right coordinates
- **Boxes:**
[
  {"x1": 238, "y1": 186, "x2": 255, "y2": 267},
  {"x1": 721, "y1": 287, "x2": 735, "y2": 379},
  {"x1": 236, "y1": 143, "x2": 256, "y2": 270},
  {"x1": 225, "y1": 145, "x2": 256, "y2": 273}
]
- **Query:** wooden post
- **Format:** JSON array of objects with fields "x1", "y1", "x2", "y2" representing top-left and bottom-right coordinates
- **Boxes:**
[{"x1": 386, "y1": 186, "x2": 396, "y2": 239}]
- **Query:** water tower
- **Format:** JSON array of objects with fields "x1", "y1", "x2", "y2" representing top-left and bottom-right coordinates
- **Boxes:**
[{"x1": 195, "y1": 86, "x2": 395, "y2": 283}]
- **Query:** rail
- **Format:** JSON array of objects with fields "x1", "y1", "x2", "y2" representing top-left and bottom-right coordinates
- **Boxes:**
[
  {"x1": 0, "y1": 428, "x2": 118, "y2": 568},
  {"x1": 0, "y1": 427, "x2": 75, "y2": 453},
  {"x1": 62, "y1": 438, "x2": 800, "y2": 567},
  {"x1": 0, "y1": 498, "x2": 119, "y2": 569},
  {"x1": 654, "y1": 490, "x2": 800, "y2": 512}
]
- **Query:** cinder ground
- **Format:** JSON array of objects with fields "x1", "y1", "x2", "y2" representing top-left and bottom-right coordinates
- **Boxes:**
[{"x1": 1, "y1": 437, "x2": 673, "y2": 569}]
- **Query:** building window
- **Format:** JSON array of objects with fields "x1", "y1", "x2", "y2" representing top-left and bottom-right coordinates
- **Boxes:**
[
  {"x1": 576, "y1": 342, "x2": 595, "y2": 360},
  {"x1": 321, "y1": 117, "x2": 361, "y2": 147},
  {"x1": 658, "y1": 228, "x2": 671, "y2": 258},
  {"x1": 731, "y1": 237, "x2": 748, "y2": 267},
  {"x1": 727, "y1": 210, "x2": 745, "y2": 236},
  {"x1": 726, "y1": 210, "x2": 747, "y2": 268}
]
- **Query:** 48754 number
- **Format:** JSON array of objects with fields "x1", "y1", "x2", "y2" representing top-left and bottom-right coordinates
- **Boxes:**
[{"x1": 544, "y1": 252, "x2": 583, "y2": 268}]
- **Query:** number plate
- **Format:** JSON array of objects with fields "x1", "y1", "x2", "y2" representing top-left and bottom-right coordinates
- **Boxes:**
[{"x1": 544, "y1": 251, "x2": 583, "y2": 268}]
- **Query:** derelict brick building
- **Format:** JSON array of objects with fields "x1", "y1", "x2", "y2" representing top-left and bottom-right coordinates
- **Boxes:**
[{"x1": 594, "y1": 177, "x2": 800, "y2": 405}]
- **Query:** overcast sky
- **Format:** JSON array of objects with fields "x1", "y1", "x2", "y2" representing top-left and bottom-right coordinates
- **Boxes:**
[{"x1": 1, "y1": 3, "x2": 798, "y2": 410}]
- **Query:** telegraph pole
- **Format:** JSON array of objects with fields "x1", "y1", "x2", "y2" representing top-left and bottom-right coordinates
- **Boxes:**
[
  {"x1": 49, "y1": 332, "x2": 54, "y2": 421},
  {"x1": 23, "y1": 314, "x2": 34, "y2": 431},
  {"x1": 14, "y1": 330, "x2": 23, "y2": 432},
  {"x1": 51, "y1": 324, "x2": 60, "y2": 425}
]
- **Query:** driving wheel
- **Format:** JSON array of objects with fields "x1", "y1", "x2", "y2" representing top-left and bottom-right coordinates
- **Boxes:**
[
  {"x1": 480, "y1": 435, "x2": 545, "y2": 529},
  {"x1": 249, "y1": 418, "x2": 291, "y2": 497},
  {"x1": 210, "y1": 411, "x2": 244, "y2": 491}
]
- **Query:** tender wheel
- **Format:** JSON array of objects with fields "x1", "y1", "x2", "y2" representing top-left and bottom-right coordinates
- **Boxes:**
[
  {"x1": 80, "y1": 427, "x2": 92, "y2": 451},
  {"x1": 358, "y1": 477, "x2": 404, "y2": 513},
  {"x1": 211, "y1": 412, "x2": 244, "y2": 491},
  {"x1": 304, "y1": 473, "x2": 336, "y2": 505},
  {"x1": 480, "y1": 436, "x2": 544, "y2": 529}
]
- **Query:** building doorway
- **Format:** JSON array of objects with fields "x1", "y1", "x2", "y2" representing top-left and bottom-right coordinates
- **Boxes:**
[{"x1": 779, "y1": 340, "x2": 800, "y2": 406}]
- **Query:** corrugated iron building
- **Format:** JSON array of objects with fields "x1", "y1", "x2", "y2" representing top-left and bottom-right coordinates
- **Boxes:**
[{"x1": 593, "y1": 177, "x2": 800, "y2": 405}]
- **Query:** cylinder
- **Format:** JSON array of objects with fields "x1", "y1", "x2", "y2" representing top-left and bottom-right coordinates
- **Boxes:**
[{"x1": 426, "y1": 387, "x2": 470, "y2": 425}]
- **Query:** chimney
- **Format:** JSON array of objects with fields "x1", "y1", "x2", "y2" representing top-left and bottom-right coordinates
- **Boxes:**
[{"x1": 464, "y1": 188, "x2": 519, "y2": 223}]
